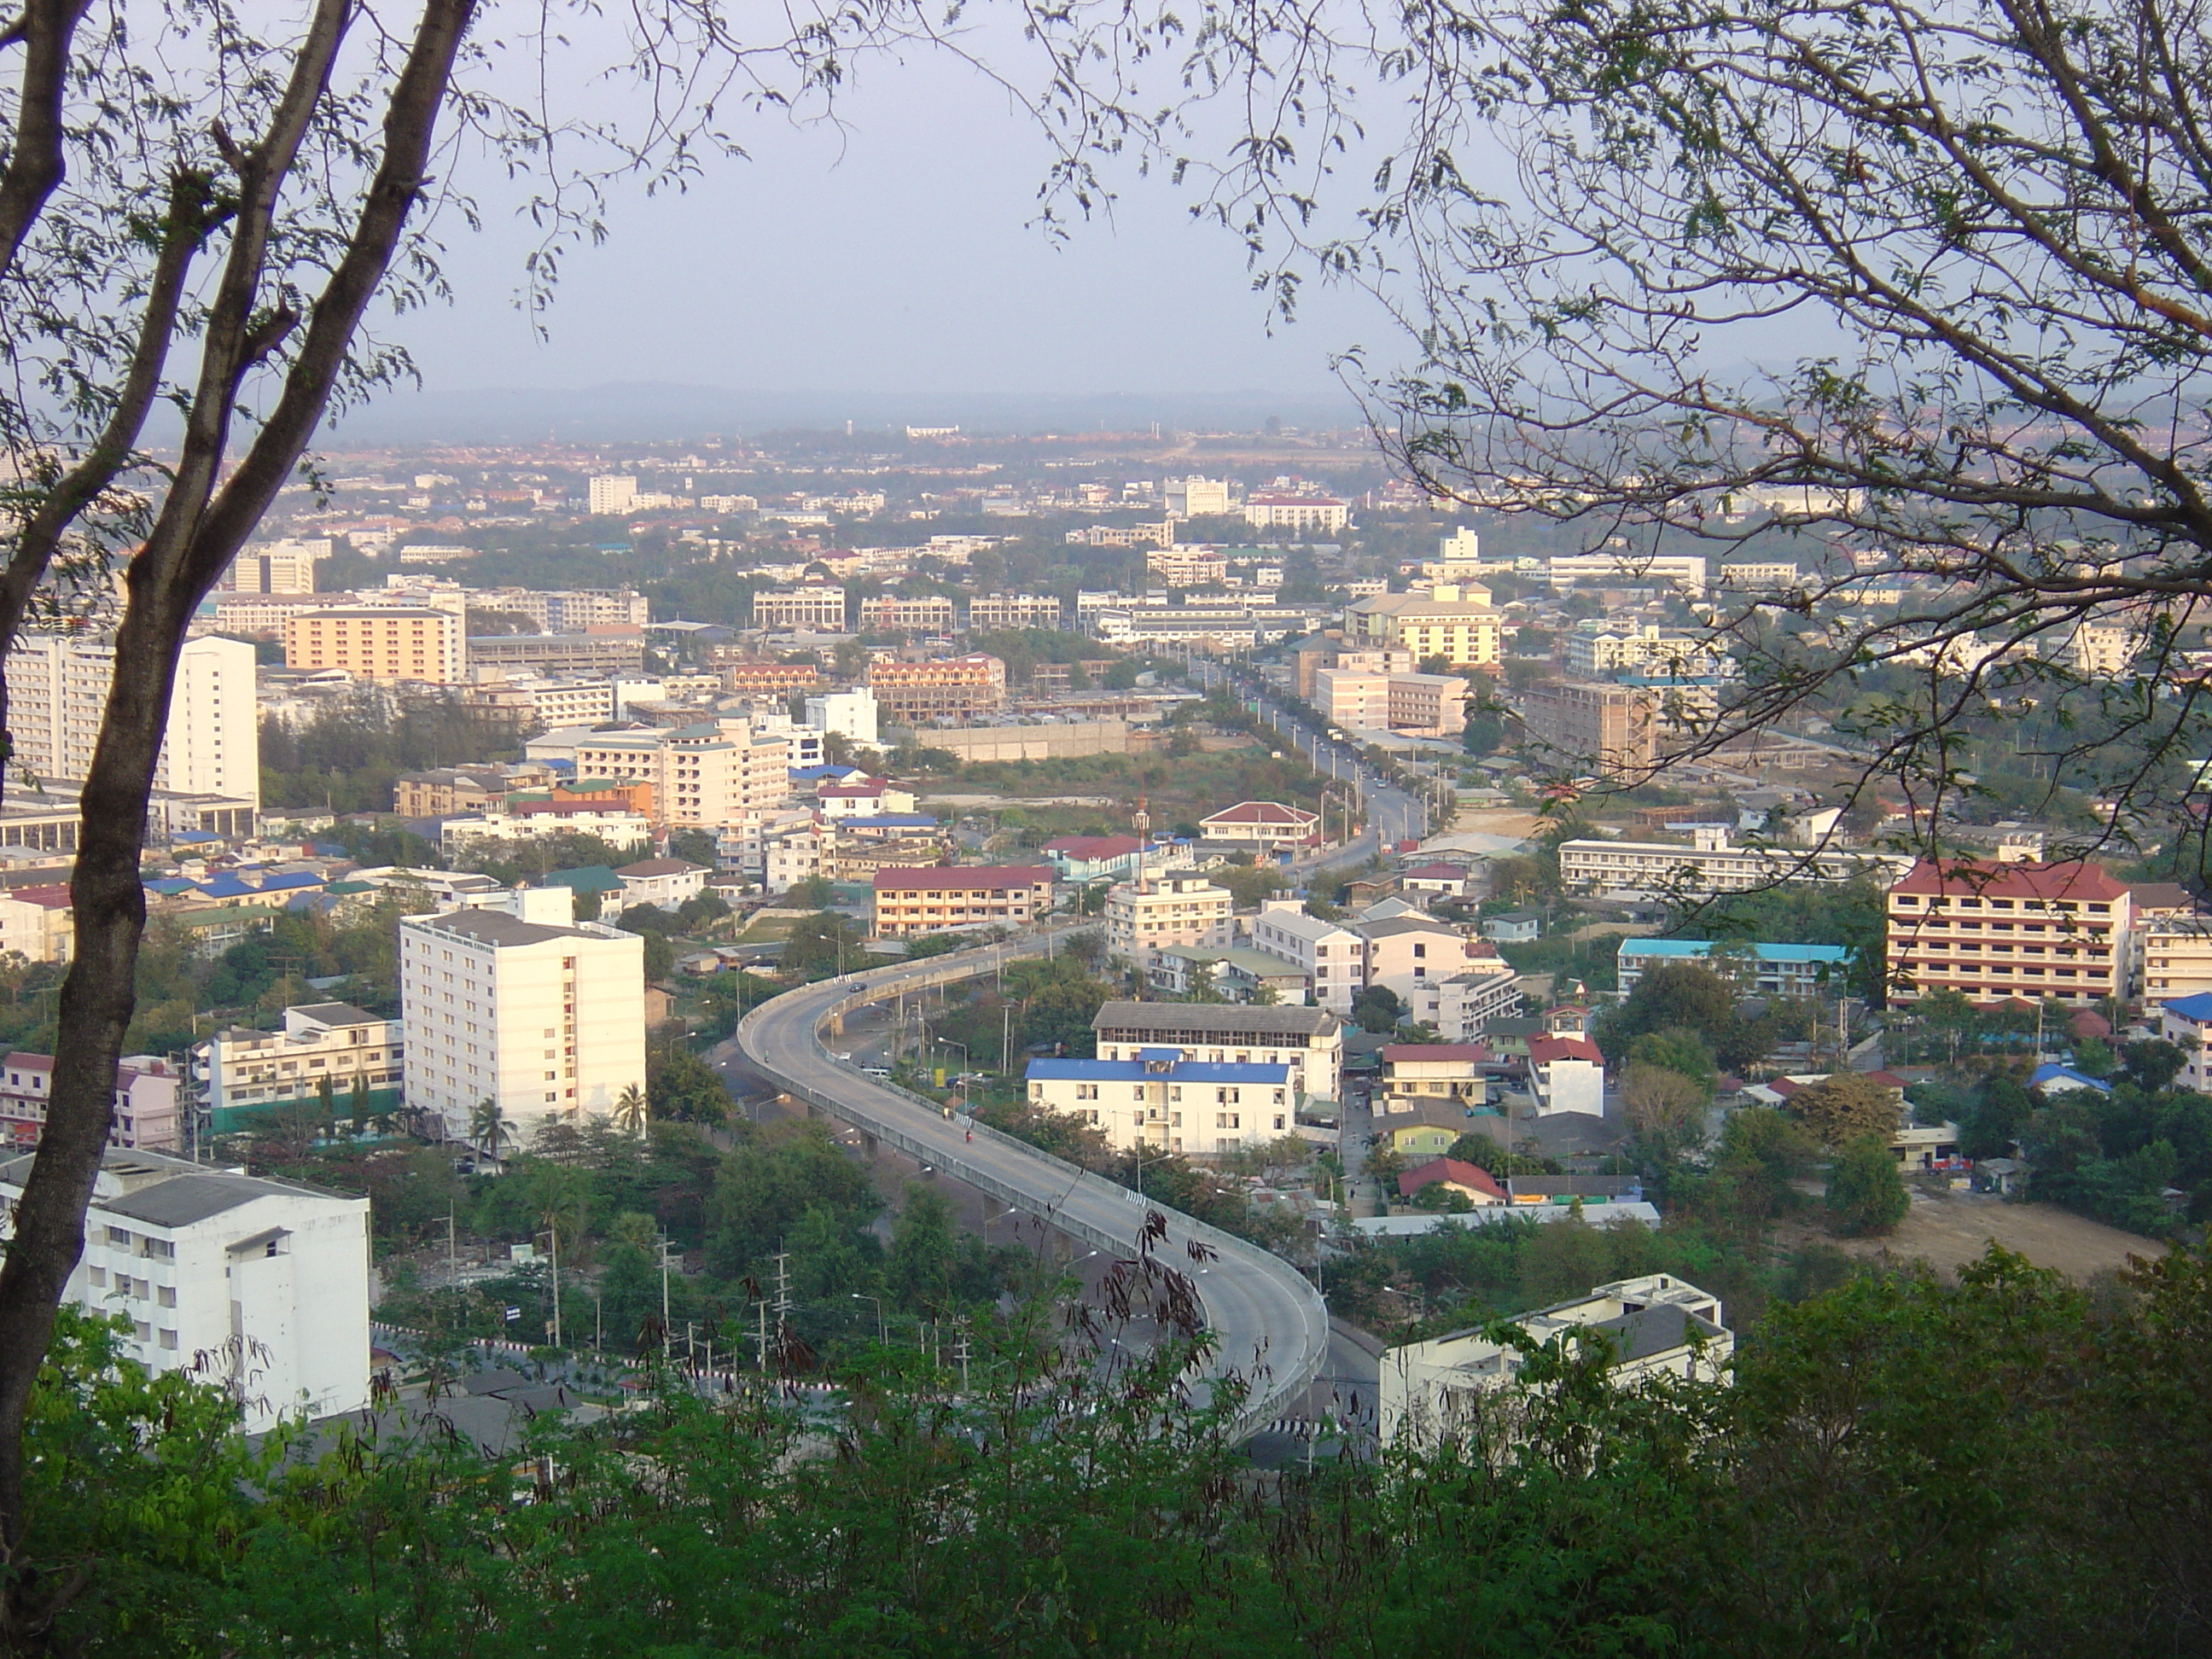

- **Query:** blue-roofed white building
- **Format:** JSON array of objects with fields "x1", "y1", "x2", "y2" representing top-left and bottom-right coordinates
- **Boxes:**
[
  {"x1": 2159, "y1": 992, "x2": 2212, "y2": 1092},
  {"x1": 2028, "y1": 1062, "x2": 2110, "y2": 1096},
  {"x1": 1025, "y1": 1054, "x2": 1297, "y2": 1155},
  {"x1": 1615, "y1": 937, "x2": 1853, "y2": 998}
]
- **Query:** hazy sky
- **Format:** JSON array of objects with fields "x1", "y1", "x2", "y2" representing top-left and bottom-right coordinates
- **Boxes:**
[{"x1": 392, "y1": 46, "x2": 1395, "y2": 405}]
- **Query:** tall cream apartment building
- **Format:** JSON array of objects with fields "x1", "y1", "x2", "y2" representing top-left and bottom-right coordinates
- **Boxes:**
[
  {"x1": 283, "y1": 607, "x2": 465, "y2": 684},
  {"x1": 1344, "y1": 584, "x2": 1502, "y2": 668},
  {"x1": 568, "y1": 720, "x2": 789, "y2": 829},
  {"x1": 965, "y1": 593, "x2": 1064, "y2": 630},
  {"x1": 1885, "y1": 859, "x2": 2132, "y2": 1006},
  {"x1": 400, "y1": 891, "x2": 645, "y2": 1144},
  {"x1": 1103, "y1": 876, "x2": 1234, "y2": 967},
  {"x1": 222, "y1": 537, "x2": 328, "y2": 595},
  {"x1": 751, "y1": 586, "x2": 847, "y2": 630},
  {"x1": 7, "y1": 632, "x2": 258, "y2": 803}
]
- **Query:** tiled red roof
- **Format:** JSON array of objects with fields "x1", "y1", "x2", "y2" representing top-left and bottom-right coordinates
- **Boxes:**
[
  {"x1": 1889, "y1": 858, "x2": 2128, "y2": 902},
  {"x1": 1381, "y1": 1044, "x2": 1489, "y2": 1063},
  {"x1": 873, "y1": 865, "x2": 1053, "y2": 892},
  {"x1": 1398, "y1": 1157, "x2": 1505, "y2": 1202},
  {"x1": 1044, "y1": 835, "x2": 1141, "y2": 859},
  {"x1": 1202, "y1": 800, "x2": 1319, "y2": 826},
  {"x1": 1528, "y1": 1035, "x2": 1604, "y2": 1065}
]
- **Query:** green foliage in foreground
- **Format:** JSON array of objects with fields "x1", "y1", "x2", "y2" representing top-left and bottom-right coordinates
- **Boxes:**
[{"x1": 15, "y1": 1246, "x2": 2212, "y2": 1655}]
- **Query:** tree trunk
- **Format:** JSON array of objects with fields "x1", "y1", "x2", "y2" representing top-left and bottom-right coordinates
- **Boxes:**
[{"x1": 0, "y1": 0, "x2": 476, "y2": 1633}]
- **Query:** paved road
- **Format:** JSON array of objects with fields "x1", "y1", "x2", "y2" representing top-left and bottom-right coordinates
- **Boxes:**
[
  {"x1": 1184, "y1": 660, "x2": 1429, "y2": 859},
  {"x1": 732, "y1": 938, "x2": 1330, "y2": 1439}
]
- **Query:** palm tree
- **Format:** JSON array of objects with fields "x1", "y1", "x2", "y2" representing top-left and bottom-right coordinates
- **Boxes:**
[
  {"x1": 469, "y1": 1097, "x2": 512, "y2": 1167},
  {"x1": 610, "y1": 1083, "x2": 649, "y2": 1136}
]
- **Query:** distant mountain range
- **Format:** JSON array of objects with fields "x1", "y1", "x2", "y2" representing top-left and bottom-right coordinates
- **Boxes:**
[{"x1": 323, "y1": 381, "x2": 1366, "y2": 442}]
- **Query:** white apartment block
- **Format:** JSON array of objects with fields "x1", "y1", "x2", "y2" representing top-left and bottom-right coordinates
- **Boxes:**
[
  {"x1": 1, "y1": 1148, "x2": 372, "y2": 1433},
  {"x1": 1103, "y1": 876, "x2": 1235, "y2": 967},
  {"x1": 856, "y1": 595, "x2": 957, "y2": 633},
  {"x1": 0, "y1": 1051, "x2": 181, "y2": 1153},
  {"x1": 1565, "y1": 620, "x2": 1733, "y2": 678},
  {"x1": 588, "y1": 475, "x2": 638, "y2": 515},
  {"x1": 1343, "y1": 585, "x2": 1502, "y2": 668},
  {"x1": 805, "y1": 687, "x2": 881, "y2": 751},
  {"x1": 752, "y1": 586, "x2": 847, "y2": 630},
  {"x1": 441, "y1": 809, "x2": 654, "y2": 856},
  {"x1": 1380, "y1": 1275, "x2": 1731, "y2": 1449},
  {"x1": 965, "y1": 593, "x2": 1065, "y2": 631},
  {"x1": 1164, "y1": 476, "x2": 1233, "y2": 517},
  {"x1": 1558, "y1": 829, "x2": 1914, "y2": 899},
  {"x1": 568, "y1": 721, "x2": 789, "y2": 830},
  {"x1": 1243, "y1": 490, "x2": 1350, "y2": 535},
  {"x1": 400, "y1": 896, "x2": 646, "y2": 1144},
  {"x1": 0, "y1": 889, "x2": 70, "y2": 963},
  {"x1": 1406, "y1": 963, "x2": 1527, "y2": 1042},
  {"x1": 1249, "y1": 904, "x2": 1369, "y2": 1012},
  {"x1": 8, "y1": 632, "x2": 259, "y2": 805},
  {"x1": 1024, "y1": 1055, "x2": 1296, "y2": 1156},
  {"x1": 473, "y1": 587, "x2": 649, "y2": 632},
  {"x1": 194, "y1": 1003, "x2": 404, "y2": 1135},
  {"x1": 1547, "y1": 552, "x2": 1709, "y2": 594},
  {"x1": 2140, "y1": 917, "x2": 2212, "y2": 999},
  {"x1": 1091, "y1": 998, "x2": 1344, "y2": 1104}
]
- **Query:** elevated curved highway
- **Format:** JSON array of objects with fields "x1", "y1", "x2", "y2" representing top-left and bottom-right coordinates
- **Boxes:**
[{"x1": 733, "y1": 936, "x2": 1330, "y2": 1439}]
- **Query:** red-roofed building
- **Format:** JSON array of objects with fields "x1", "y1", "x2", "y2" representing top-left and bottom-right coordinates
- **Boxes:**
[
  {"x1": 1200, "y1": 800, "x2": 1322, "y2": 853},
  {"x1": 1397, "y1": 1157, "x2": 1506, "y2": 1207},
  {"x1": 1885, "y1": 858, "x2": 2131, "y2": 1006},
  {"x1": 872, "y1": 865, "x2": 1055, "y2": 937},
  {"x1": 1526, "y1": 1033, "x2": 1605, "y2": 1117}
]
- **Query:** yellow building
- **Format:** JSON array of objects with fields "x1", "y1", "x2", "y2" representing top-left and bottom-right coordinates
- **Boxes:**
[
  {"x1": 283, "y1": 608, "x2": 464, "y2": 684},
  {"x1": 1344, "y1": 584, "x2": 1502, "y2": 668}
]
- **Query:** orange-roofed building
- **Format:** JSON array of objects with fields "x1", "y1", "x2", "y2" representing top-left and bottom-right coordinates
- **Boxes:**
[
  {"x1": 1397, "y1": 1157, "x2": 1507, "y2": 1207},
  {"x1": 1884, "y1": 858, "x2": 2131, "y2": 1006}
]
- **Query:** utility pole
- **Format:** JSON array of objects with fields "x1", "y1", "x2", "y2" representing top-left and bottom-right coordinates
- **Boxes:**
[
  {"x1": 954, "y1": 1324, "x2": 971, "y2": 1393},
  {"x1": 446, "y1": 1207, "x2": 457, "y2": 1285},
  {"x1": 658, "y1": 1234, "x2": 675, "y2": 1350}
]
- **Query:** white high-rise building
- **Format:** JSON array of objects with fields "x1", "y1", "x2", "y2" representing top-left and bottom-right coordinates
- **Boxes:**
[
  {"x1": 7, "y1": 632, "x2": 259, "y2": 804},
  {"x1": 0, "y1": 1147, "x2": 371, "y2": 1433},
  {"x1": 1164, "y1": 476, "x2": 1233, "y2": 518},
  {"x1": 588, "y1": 475, "x2": 638, "y2": 515},
  {"x1": 223, "y1": 537, "x2": 329, "y2": 594},
  {"x1": 804, "y1": 686, "x2": 880, "y2": 751},
  {"x1": 400, "y1": 888, "x2": 646, "y2": 1145}
]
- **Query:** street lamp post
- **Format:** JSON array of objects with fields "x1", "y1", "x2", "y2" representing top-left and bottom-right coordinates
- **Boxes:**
[{"x1": 851, "y1": 1292, "x2": 886, "y2": 1345}]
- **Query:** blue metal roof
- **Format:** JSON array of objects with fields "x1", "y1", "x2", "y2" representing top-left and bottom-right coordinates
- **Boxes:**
[
  {"x1": 1618, "y1": 938, "x2": 1851, "y2": 963},
  {"x1": 1027, "y1": 1058, "x2": 1292, "y2": 1084},
  {"x1": 2029, "y1": 1062, "x2": 2111, "y2": 1093},
  {"x1": 1134, "y1": 1047, "x2": 1182, "y2": 1063},
  {"x1": 256, "y1": 871, "x2": 323, "y2": 891},
  {"x1": 2162, "y1": 992, "x2": 2212, "y2": 1022}
]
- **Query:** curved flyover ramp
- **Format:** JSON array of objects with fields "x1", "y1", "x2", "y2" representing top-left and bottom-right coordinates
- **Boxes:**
[{"x1": 733, "y1": 937, "x2": 1330, "y2": 1440}]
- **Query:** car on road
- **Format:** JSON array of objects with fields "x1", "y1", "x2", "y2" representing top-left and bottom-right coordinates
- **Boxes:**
[
  {"x1": 832, "y1": 1051, "x2": 854, "y2": 1062},
  {"x1": 862, "y1": 1066, "x2": 892, "y2": 1079}
]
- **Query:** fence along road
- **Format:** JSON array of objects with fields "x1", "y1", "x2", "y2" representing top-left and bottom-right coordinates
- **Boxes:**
[{"x1": 733, "y1": 934, "x2": 1330, "y2": 1441}]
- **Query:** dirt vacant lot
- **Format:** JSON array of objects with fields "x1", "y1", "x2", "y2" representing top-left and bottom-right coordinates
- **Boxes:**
[{"x1": 1818, "y1": 1186, "x2": 2166, "y2": 1281}]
